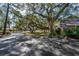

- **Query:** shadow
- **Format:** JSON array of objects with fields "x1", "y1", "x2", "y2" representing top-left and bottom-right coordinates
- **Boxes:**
[
  {"x1": 0, "y1": 35, "x2": 79, "y2": 56},
  {"x1": 0, "y1": 36, "x2": 30, "y2": 56}
]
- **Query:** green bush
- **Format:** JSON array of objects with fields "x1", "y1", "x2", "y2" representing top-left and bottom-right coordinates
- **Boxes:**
[{"x1": 65, "y1": 26, "x2": 79, "y2": 38}]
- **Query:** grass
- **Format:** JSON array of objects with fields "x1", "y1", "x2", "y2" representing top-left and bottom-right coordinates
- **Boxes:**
[{"x1": 23, "y1": 31, "x2": 49, "y2": 36}]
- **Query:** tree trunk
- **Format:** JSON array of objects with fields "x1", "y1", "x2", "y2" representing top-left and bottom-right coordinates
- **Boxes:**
[
  {"x1": 2, "y1": 3, "x2": 10, "y2": 35},
  {"x1": 47, "y1": 13, "x2": 56, "y2": 37}
]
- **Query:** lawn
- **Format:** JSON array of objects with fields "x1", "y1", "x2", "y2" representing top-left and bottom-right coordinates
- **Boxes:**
[{"x1": 22, "y1": 31, "x2": 49, "y2": 37}]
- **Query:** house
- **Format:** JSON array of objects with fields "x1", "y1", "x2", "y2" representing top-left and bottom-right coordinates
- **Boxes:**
[{"x1": 61, "y1": 19, "x2": 79, "y2": 29}]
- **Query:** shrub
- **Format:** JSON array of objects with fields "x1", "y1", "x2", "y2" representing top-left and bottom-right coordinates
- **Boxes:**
[{"x1": 64, "y1": 26, "x2": 79, "y2": 38}]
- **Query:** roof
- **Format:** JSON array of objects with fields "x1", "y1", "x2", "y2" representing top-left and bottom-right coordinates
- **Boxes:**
[{"x1": 62, "y1": 19, "x2": 79, "y2": 26}]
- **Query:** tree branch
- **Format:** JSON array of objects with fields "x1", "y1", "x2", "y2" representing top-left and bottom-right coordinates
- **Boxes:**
[
  {"x1": 54, "y1": 3, "x2": 69, "y2": 20},
  {"x1": 33, "y1": 11, "x2": 47, "y2": 18}
]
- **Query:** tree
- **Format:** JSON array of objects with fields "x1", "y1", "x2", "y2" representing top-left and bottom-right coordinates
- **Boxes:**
[
  {"x1": 2, "y1": 3, "x2": 10, "y2": 35},
  {"x1": 27, "y1": 3, "x2": 69, "y2": 37},
  {"x1": 49, "y1": 3, "x2": 69, "y2": 37}
]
